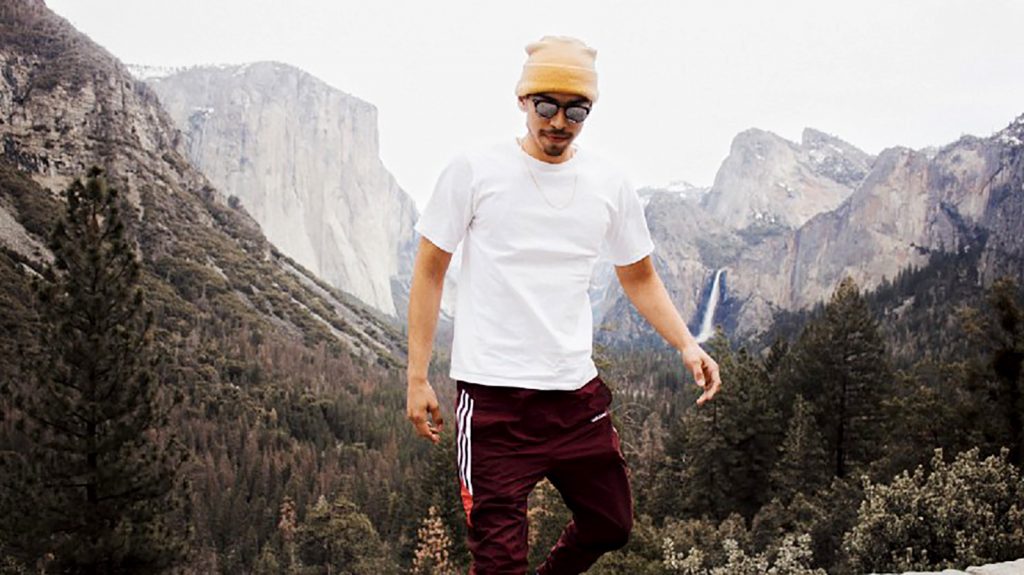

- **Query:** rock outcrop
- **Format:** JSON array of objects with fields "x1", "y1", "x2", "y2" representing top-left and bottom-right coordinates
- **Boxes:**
[
  {"x1": 145, "y1": 63, "x2": 418, "y2": 317},
  {"x1": 599, "y1": 118, "x2": 1024, "y2": 344},
  {"x1": 725, "y1": 119, "x2": 1022, "y2": 338},
  {"x1": 702, "y1": 127, "x2": 874, "y2": 231},
  {"x1": 0, "y1": 0, "x2": 403, "y2": 362}
]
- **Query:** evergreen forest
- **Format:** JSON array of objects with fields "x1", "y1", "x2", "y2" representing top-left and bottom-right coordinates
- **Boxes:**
[{"x1": 1, "y1": 168, "x2": 1022, "y2": 574}]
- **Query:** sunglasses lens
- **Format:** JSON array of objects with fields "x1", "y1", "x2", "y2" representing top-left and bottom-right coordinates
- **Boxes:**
[
  {"x1": 531, "y1": 99, "x2": 590, "y2": 123},
  {"x1": 565, "y1": 106, "x2": 589, "y2": 123},
  {"x1": 533, "y1": 100, "x2": 558, "y2": 118}
]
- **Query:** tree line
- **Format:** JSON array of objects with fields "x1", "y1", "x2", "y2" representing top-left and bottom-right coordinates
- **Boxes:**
[{"x1": 1, "y1": 169, "x2": 1022, "y2": 573}]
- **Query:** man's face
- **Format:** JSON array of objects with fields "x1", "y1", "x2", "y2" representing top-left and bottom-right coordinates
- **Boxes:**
[{"x1": 518, "y1": 92, "x2": 592, "y2": 160}]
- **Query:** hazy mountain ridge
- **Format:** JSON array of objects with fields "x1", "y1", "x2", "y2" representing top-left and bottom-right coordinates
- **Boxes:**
[
  {"x1": 599, "y1": 125, "x2": 872, "y2": 344},
  {"x1": 599, "y1": 116, "x2": 1023, "y2": 345},
  {"x1": 701, "y1": 126, "x2": 874, "y2": 231},
  {"x1": 0, "y1": 0, "x2": 403, "y2": 362},
  {"x1": 734, "y1": 118, "x2": 1023, "y2": 325},
  {"x1": 145, "y1": 62, "x2": 418, "y2": 317}
]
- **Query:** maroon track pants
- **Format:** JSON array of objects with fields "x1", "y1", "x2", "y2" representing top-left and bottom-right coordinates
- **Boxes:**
[{"x1": 455, "y1": 376, "x2": 633, "y2": 574}]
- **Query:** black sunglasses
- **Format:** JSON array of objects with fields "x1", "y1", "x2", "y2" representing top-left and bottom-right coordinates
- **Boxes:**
[{"x1": 530, "y1": 97, "x2": 591, "y2": 124}]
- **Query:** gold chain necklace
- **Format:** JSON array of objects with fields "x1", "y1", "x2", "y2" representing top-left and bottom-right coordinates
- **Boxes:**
[{"x1": 517, "y1": 137, "x2": 578, "y2": 210}]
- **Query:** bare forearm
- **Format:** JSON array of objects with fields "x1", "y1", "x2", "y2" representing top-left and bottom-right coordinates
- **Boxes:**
[
  {"x1": 616, "y1": 256, "x2": 721, "y2": 404},
  {"x1": 407, "y1": 239, "x2": 451, "y2": 384},
  {"x1": 407, "y1": 279, "x2": 443, "y2": 383},
  {"x1": 616, "y1": 258, "x2": 697, "y2": 351},
  {"x1": 405, "y1": 238, "x2": 451, "y2": 443}
]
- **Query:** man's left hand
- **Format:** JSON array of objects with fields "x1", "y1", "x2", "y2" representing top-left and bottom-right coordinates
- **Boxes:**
[{"x1": 680, "y1": 342, "x2": 721, "y2": 405}]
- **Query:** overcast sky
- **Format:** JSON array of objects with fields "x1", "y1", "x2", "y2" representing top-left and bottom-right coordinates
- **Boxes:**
[{"x1": 49, "y1": 0, "x2": 1024, "y2": 208}]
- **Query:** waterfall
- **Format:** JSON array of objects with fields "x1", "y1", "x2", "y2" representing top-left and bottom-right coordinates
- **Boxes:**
[{"x1": 696, "y1": 269, "x2": 724, "y2": 344}]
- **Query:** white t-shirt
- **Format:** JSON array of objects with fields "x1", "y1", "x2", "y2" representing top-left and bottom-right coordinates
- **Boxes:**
[{"x1": 415, "y1": 139, "x2": 654, "y2": 391}]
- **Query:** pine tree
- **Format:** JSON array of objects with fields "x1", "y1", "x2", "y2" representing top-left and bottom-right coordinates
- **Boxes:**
[
  {"x1": 782, "y1": 277, "x2": 891, "y2": 479},
  {"x1": 0, "y1": 168, "x2": 187, "y2": 573},
  {"x1": 407, "y1": 430, "x2": 468, "y2": 565},
  {"x1": 770, "y1": 395, "x2": 829, "y2": 500},
  {"x1": 411, "y1": 505, "x2": 456, "y2": 575},
  {"x1": 253, "y1": 545, "x2": 281, "y2": 575},
  {"x1": 880, "y1": 361, "x2": 983, "y2": 478},
  {"x1": 764, "y1": 337, "x2": 789, "y2": 376},
  {"x1": 278, "y1": 495, "x2": 299, "y2": 573},
  {"x1": 964, "y1": 277, "x2": 1024, "y2": 466},
  {"x1": 297, "y1": 493, "x2": 397, "y2": 574},
  {"x1": 669, "y1": 333, "x2": 783, "y2": 520}
]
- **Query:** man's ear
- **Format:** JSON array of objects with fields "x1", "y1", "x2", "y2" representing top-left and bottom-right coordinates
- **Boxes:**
[{"x1": 517, "y1": 96, "x2": 527, "y2": 112}]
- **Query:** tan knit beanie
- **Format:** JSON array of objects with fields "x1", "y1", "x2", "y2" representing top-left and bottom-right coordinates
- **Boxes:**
[{"x1": 515, "y1": 36, "x2": 599, "y2": 102}]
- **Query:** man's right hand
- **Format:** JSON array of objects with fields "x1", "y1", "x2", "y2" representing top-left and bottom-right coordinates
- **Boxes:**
[{"x1": 407, "y1": 378, "x2": 444, "y2": 444}]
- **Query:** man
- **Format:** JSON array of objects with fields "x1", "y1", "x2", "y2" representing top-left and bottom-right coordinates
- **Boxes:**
[{"x1": 406, "y1": 36, "x2": 721, "y2": 574}]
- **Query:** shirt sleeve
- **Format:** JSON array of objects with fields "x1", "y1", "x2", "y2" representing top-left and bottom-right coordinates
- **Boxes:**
[
  {"x1": 604, "y1": 180, "x2": 655, "y2": 266},
  {"x1": 414, "y1": 155, "x2": 475, "y2": 254}
]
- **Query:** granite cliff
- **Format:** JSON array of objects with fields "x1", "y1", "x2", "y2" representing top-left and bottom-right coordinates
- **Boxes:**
[
  {"x1": 727, "y1": 118, "x2": 1024, "y2": 338},
  {"x1": 702, "y1": 127, "x2": 874, "y2": 232},
  {"x1": 599, "y1": 118, "x2": 1024, "y2": 344},
  {"x1": 144, "y1": 63, "x2": 418, "y2": 317},
  {"x1": 0, "y1": 0, "x2": 403, "y2": 362}
]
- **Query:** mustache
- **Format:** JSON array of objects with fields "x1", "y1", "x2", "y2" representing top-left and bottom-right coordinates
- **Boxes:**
[{"x1": 542, "y1": 130, "x2": 571, "y2": 138}]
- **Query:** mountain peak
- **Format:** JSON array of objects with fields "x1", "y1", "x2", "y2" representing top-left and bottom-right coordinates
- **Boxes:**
[
  {"x1": 995, "y1": 112, "x2": 1024, "y2": 147},
  {"x1": 802, "y1": 127, "x2": 850, "y2": 148},
  {"x1": 150, "y1": 61, "x2": 371, "y2": 113},
  {"x1": 704, "y1": 125, "x2": 874, "y2": 231},
  {"x1": 665, "y1": 179, "x2": 702, "y2": 192},
  {"x1": 800, "y1": 128, "x2": 874, "y2": 187},
  {"x1": 127, "y1": 64, "x2": 187, "y2": 81},
  {"x1": 731, "y1": 127, "x2": 789, "y2": 147}
]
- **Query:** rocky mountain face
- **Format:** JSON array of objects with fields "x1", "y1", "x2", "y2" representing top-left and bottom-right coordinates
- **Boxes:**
[
  {"x1": 598, "y1": 127, "x2": 872, "y2": 344},
  {"x1": 597, "y1": 189, "x2": 742, "y2": 344},
  {"x1": 0, "y1": 0, "x2": 403, "y2": 363},
  {"x1": 599, "y1": 119, "x2": 1024, "y2": 345},
  {"x1": 144, "y1": 63, "x2": 418, "y2": 317},
  {"x1": 702, "y1": 127, "x2": 874, "y2": 232},
  {"x1": 727, "y1": 119, "x2": 1023, "y2": 338}
]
